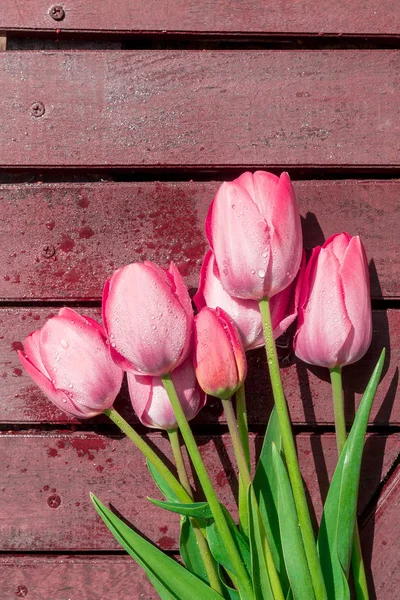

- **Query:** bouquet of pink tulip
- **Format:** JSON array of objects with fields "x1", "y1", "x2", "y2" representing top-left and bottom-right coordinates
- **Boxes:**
[{"x1": 18, "y1": 171, "x2": 384, "y2": 600}]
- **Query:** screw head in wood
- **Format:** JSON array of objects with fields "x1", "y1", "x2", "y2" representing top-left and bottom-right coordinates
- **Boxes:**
[
  {"x1": 42, "y1": 244, "x2": 56, "y2": 258},
  {"x1": 30, "y1": 102, "x2": 45, "y2": 118},
  {"x1": 15, "y1": 586, "x2": 28, "y2": 598},
  {"x1": 49, "y1": 5, "x2": 65, "y2": 21}
]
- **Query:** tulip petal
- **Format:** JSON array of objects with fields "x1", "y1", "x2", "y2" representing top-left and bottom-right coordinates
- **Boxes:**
[
  {"x1": 104, "y1": 263, "x2": 191, "y2": 375},
  {"x1": 194, "y1": 308, "x2": 246, "y2": 398},
  {"x1": 23, "y1": 329, "x2": 51, "y2": 379},
  {"x1": 294, "y1": 249, "x2": 353, "y2": 368},
  {"x1": 206, "y1": 182, "x2": 271, "y2": 300},
  {"x1": 339, "y1": 236, "x2": 372, "y2": 364},
  {"x1": 195, "y1": 251, "x2": 264, "y2": 350},
  {"x1": 18, "y1": 350, "x2": 93, "y2": 418},
  {"x1": 325, "y1": 232, "x2": 352, "y2": 263},
  {"x1": 128, "y1": 359, "x2": 204, "y2": 430},
  {"x1": 267, "y1": 172, "x2": 303, "y2": 296},
  {"x1": 39, "y1": 314, "x2": 122, "y2": 410}
]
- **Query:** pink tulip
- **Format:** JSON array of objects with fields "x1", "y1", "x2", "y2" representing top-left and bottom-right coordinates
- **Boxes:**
[
  {"x1": 194, "y1": 250, "x2": 304, "y2": 350},
  {"x1": 18, "y1": 308, "x2": 123, "y2": 418},
  {"x1": 103, "y1": 261, "x2": 193, "y2": 376},
  {"x1": 127, "y1": 357, "x2": 205, "y2": 430},
  {"x1": 294, "y1": 233, "x2": 372, "y2": 368},
  {"x1": 194, "y1": 307, "x2": 247, "y2": 399},
  {"x1": 206, "y1": 171, "x2": 302, "y2": 300}
]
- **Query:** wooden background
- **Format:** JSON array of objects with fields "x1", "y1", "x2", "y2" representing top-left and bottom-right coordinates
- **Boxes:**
[{"x1": 0, "y1": 2, "x2": 399, "y2": 598}]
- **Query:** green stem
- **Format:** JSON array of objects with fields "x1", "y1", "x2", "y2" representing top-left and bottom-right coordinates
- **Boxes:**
[
  {"x1": 222, "y1": 398, "x2": 251, "y2": 539},
  {"x1": 235, "y1": 384, "x2": 251, "y2": 471},
  {"x1": 259, "y1": 297, "x2": 328, "y2": 600},
  {"x1": 167, "y1": 428, "x2": 193, "y2": 496},
  {"x1": 162, "y1": 374, "x2": 254, "y2": 599},
  {"x1": 168, "y1": 429, "x2": 224, "y2": 597},
  {"x1": 329, "y1": 368, "x2": 369, "y2": 600},
  {"x1": 222, "y1": 398, "x2": 284, "y2": 600},
  {"x1": 103, "y1": 408, "x2": 192, "y2": 504}
]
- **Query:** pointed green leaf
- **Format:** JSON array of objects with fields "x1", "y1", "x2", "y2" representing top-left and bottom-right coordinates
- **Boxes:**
[
  {"x1": 253, "y1": 407, "x2": 289, "y2": 595},
  {"x1": 91, "y1": 494, "x2": 223, "y2": 600},
  {"x1": 180, "y1": 516, "x2": 215, "y2": 585},
  {"x1": 149, "y1": 498, "x2": 213, "y2": 519},
  {"x1": 206, "y1": 504, "x2": 251, "y2": 581},
  {"x1": 146, "y1": 459, "x2": 181, "y2": 503},
  {"x1": 217, "y1": 563, "x2": 241, "y2": 600},
  {"x1": 286, "y1": 589, "x2": 294, "y2": 600},
  {"x1": 318, "y1": 349, "x2": 385, "y2": 599},
  {"x1": 272, "y1": 444, "x2": 315, "y2": 600},
  {"x1": 247, "y1": 485, "x2": 274, "y2": 600}
]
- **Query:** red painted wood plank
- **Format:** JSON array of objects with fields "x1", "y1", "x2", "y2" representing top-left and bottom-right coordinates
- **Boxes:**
[
  {"x1": 361, "y1": 463, "x2": 400, "y2": 599},
  {"x1": 1, "y1": 1, "x2": 399, "y2": 36},
  {"x1": 2, "y1": 308, "x2": 398, "y2": 425},
  {"x1": 0, "y1": 180, "x2": 398, "y2": 300},
  {"x1": 0, "y1": 431, "x2": 397, "y2": 551},
  {"x1": 1, "y1": 51, "x2": 399, "y2": 169},
  {"x1": 0, "y1": 555, "x2": 157, "y2": 600}
]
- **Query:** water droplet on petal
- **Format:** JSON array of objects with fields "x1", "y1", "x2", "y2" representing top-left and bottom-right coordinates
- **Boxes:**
[
  {"x1": 62, "y1": 398, "x2": 67, "y2": 403},
  {"x1": 251, "y1": 269, "x2": 256, "y2": 275},
  {"x1": 111, "y1": 342, "x2": 116, "y2": 348},
  {"x1": 60, "y1": 339, "x2": 69, "y2": 349},
  {"x1": 231, "y1": 204, "x2": 236, "y2": 209},
  {"x1": 258, "y1": 269, "x2": 265, "y2": 278}
]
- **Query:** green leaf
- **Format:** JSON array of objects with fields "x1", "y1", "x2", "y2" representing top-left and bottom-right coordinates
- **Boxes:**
[
  {"x1": 253, "y1": 407, "x2": 289, "y2": 595},
  {"x1": 206, "y1": 504, "x2": 251, "y2": 580},
  {"x1": 272, "y1": 444, "x2": 315, "y2": 600},
  {"x1": 247, "y1": 485, "x2": 274, "y2": 600},
  {"x1": 146, "y1": 459, "x2": 181, "y2": 503},
  {"x1": 318, "y1": 349, "x2": 385, "y2": 599},
  {"x1": 180, "y1": 516, "x2": 214, "y2": 585},
  {"x1": 149, "y1": 498, "x2": 213, "y2": 519},
  {"x1": 91, "y1": 493, "x2": 223, "y2": 600},
  {"x1": 216, "y1": 564, "x2": 241, "y2": 600}
]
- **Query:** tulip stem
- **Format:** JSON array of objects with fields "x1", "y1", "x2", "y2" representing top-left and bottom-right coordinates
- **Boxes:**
[
  {"x1": 103, "y1": 408, "x2": 192, "y2": 504},
  {"x1": 162, "y1": 374, "x2": 254, "y2": 599},
  {"x1": 235, "y1": 384, "x2": 251, "y2": 471},
  {"x1": 168, "y1": 429, "x2": 224, "y2": 597},
  {"x1": 222, "y1": 398, "x2": 285, "y2": 600},
  {"x1": 329, "y1": 367, "x2": 369, "y2": 600},
  {"x1": 259, "y1": 297, "x2": 328, "y2": 600},
  {"x1": 222, "y1": 398, "x2": 251, "y2": 539}
]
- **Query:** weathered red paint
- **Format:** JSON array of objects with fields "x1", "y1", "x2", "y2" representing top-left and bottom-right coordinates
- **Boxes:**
[
  {"x1": 2, "y1": 307, "x2": 398, "y2": 425},
  {"x1": 1, "y1": 1, "x2": 399, "y2": 36},
  {"x1": 0, "y1": 51, "x2": 399, "y2": 168},
  {"x1": 0, "y1": 180, "x2": 398, "y2": 299},
  {"x1": 0, "y1": 431, "x2": 397, "y2": 551}
]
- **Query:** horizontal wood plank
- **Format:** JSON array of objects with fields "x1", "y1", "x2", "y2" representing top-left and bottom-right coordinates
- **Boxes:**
[
  {"x1": 1, "y1": 1, "x2": 399, "y2": 36},
  {"x1": 0, "y1": 431, "x2": 397, "y2": 551},
  {"x1": 2, "y1": 308, "x2": 398, "y2": 425},
  {"x1": 361, "y1": 463, "x2": 400, "y2": 599},
  {"x1": 0, "y1": 555, "x2": 157, "y2": 600},
  {"x1": 1, "y1": 51, "x2": 399, "y2": 169},
  {"x1": 0, "y1": 180, "x2": 398, "y2": 300}
]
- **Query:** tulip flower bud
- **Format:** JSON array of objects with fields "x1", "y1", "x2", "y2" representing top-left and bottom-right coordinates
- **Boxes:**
[
  {"x1": 127, "y1": 357, "x2": 205, "y2": 430},
  {"x1": 194, "y1": 250, "x2": 304, "y2": 350},
  {"x1": 103, "y1": 261, "x2": 193, "y2": 376},
  {"x1": 294, "y1": 233, "x2": 372, "y2": 368},
  {"x1": 18, "y1": 308, "x2": 123, "y2": 418},
  {"x1": 194, "y1": 307, "x2": 247, "y2": 399},
  {"x1": 206, "y1": 171, "x2": 302, "y2": 300}
]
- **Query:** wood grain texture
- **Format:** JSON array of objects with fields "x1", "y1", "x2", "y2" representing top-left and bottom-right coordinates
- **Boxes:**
[
  {"x1": 1, "y1": 51, "x2": 399, "y2": 169},
  {"x1": 0, "y1": 431, "x2": 397, "y2": 551},
  {"x1": 360, "y1": 463, "x2": 400, "y2": 599},
  {"x1": 1, "y1": 1, "x2": 399, "y2": 36},
  {"x1": 0, "y1": 555, "x2": 157, "y2": 600},
  {"x1": 2, "y1": 308, "x2": 399, "y2": 425},
  {"x1": 0, "y1": 180, "x2": 398, "y2": 300}
]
